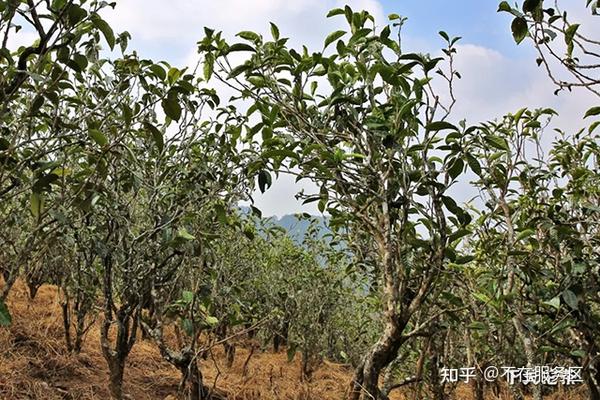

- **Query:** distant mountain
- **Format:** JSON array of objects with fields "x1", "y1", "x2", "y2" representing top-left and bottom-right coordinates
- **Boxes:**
[
  {"x1": 266, "y1": 213, "x2": 329, "y2": 242},
  {"x1": 238, "y1": 206, "x2": 330, "y2": 243}
]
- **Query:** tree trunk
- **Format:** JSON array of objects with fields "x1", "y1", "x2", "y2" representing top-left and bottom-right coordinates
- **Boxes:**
[
  {"x1": 179, "y1": 352, "x2": 208, "y2": 400},
  {"x1": 0, "y1": 265, "x2": 17, "y2": 302},
  {"x1": 349, "y1": 189, "x2": 445, "y2": 400},
  {"x1": 74, "y1": 303, "x2": 86, "y2": 354},
  {"x1": 108, "y1": 357, "x2": 126, "y2": 400},
  {"x1": 245, "y1": 321, "x2": 256, "y2": 339},
  {"x1": 350, "y1": 319, "x2": 405, "y2": 400},
  {"x1": 579, "y1": 322, "x2": 600, "y2": 400},
  {"x1": 473, "y1": 378, "x2": 485, "y2": 400},
  {"x1": 273, "y1": 319, "x2": 289, "y2": 352},
  {"x1": 512, "y1": 313, "x2": 542, "y2": 400},
  {"x1": 142, "y1": 319, "x2": 209, "y2": 400},
  {"x1": 217, "y1": 324, "x2": 235, "y2": 368},
  {"x1": 429, "y1": 338, "x2": 446, "y2": 400},
  {"x1": 465, "y1": 331, "x2": 485, "y2": 400},
  {"x1": 102, "y1": 313, "x2": 136, "y2": 400},
  {"x1": 584, "y1": 368, "x2": 600, "y2": 400},
  {"x1": 100, "y1": 255, "x2": 138, "y2": 400},
  {"x1": 224, "y1": 343, "x2": 235, "y2": 368},
  {"x1": 349, "y1": 214, "x2": 418, "y2": 400},
  {"x1": 499, "y1": 197, "x2": 542, "y2": 400},
  {"x1": 61, "y1": 288, "x2": 92, "y2": 354},
  {"x1": 61, "y1": 297, "x2": 72, "y2": 352}
]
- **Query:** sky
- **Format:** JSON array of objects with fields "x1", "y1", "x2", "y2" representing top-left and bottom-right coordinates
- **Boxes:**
[{"x1": 102, "y1": 0, "x2": 599, "y2": 217}]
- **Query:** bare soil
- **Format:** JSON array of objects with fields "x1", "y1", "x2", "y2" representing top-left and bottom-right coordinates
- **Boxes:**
[{"x1": 0, "y1": 281, "x2": 587, "y2": 399}]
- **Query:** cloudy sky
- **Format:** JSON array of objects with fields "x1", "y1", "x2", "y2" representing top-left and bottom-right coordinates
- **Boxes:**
[{"x1": 104, "y1": 0, "x2": 598, "y2": 216}]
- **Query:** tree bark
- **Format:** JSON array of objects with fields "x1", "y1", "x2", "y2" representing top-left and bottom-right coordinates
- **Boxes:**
[
  {"x1": 0, "y1": 265, "x2": 17, "y2": 302},
  {"x1": 102, "y1": 310, "x2": 137, "y2": 400},
  {"x1": 108, "y1": 357, "x2": 126, "y2": 400},
  {"x1": 512, "y1": 314, "x2": 542, "y2": 400},
  {"x1": 217, "y1": 324, "x2": 235, "y2": 368},
  {"x1": 179, "y1": 351, "x2": 208, "y2": 400},
  {"x1": 349, "y1": 318, "x2": 406, "y2": 400},
  {"x1": 61, "y1": 297, "x2": 72, "y2": 352},
  {"x1": 100, "y1": 254, "x2": 138, "y2": 400},
  {"x1": 584, "y1": 368, "x2": 600, "y2": 400},
  {"x1": 273, "y1": 319, "x2": 289, "y2": 353},
  {"x1": 578, "y1": 324, "x2": 600, "y2": 400},
  {"x1": 429, "y1": 339, "x2": 445, "y2": 400},
  {"x1": 142, "y1": 320, "x2": 209, "y2": 400},
  {"x1": 498, "y1": 197, "x2": 542, "y2": 400}
]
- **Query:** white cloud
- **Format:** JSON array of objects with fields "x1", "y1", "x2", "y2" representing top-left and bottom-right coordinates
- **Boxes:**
[
  {"x1": 107, "y1": 0, "x2": 384, "y2": 65},
  {"x1": 102, "y1": 1, "x2": 598, "y2": 217},
  {"x1": 440, "y1": 43, "x2": 597, "y2": 133},
  {"x1": 104, "y1": 0, "x2": 385, "y2": 217},
  {"x1": 448, "y1": 44, "x2": 548, "y2": 123},
  {"x1": 5, "y1": 28, "x2": 38, "y2": 51},
  {"x1": 241, "y1": 173, "x2": 319, "y2": 217},
  {"x1": 437, "y1": 41, "x2": 598, "y2": 206}
]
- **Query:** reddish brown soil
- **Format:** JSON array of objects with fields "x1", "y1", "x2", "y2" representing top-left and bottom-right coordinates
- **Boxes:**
[{"x1": 0, "y1": 281, "x2": 588, "y2": 399}]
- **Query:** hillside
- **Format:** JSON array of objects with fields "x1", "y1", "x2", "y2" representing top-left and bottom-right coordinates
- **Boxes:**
[
  {"x1": 1, "y1": 1, "x2": 599, "y2": 399},
  {"x1": 0, "y1": 281, "x2": 360, "y2": 400},
  {"x1": 0, "y1": 280, "x2": 586, "y2": 400},
  {"x1": 239, "y1": 207, "x2": 330, "y2": 244}
]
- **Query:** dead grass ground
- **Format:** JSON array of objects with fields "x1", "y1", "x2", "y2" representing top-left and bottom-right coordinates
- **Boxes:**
[{"x1": 0, "y1": 281, "x2": 588, "y2": 399}]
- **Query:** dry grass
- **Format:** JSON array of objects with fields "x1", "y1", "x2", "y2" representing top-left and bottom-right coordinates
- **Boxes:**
[{"x1": 0, "y1": 281, "x2": 588, "y2": 399}]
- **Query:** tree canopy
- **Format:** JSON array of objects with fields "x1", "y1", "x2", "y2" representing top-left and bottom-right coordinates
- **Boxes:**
[{"x1": 0, "y1": 1, "x2": 599, "y2": 400}]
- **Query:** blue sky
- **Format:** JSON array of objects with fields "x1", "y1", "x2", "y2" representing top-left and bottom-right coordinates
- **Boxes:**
[
  {"x1": 383, "y1": 0, "x2": 520, "y2": 53},
  {"x1": 109, "y1": 0, "x2": 534, "y2": 65},
  {"x1": 101, "y1": 0, "x2": 597, "y2": 216}
]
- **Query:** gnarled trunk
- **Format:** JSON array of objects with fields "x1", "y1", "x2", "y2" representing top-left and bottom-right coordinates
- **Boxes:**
[
  {"x1": 216, "y1": 324, "x2": 235, "y2": 368},
  {"x1": 273, "y1": 319, "x2": 289, "y2": 353},
  {"x1": 101, "y1": 307, "x2": 138, "y2": 400},
  {"x1": 512, "y1": 314, "x2": 542, "y2": 400},
  {"x1": 349, "y1": 315, "x2": 407, "y2": 400},
  {"x1": 141, "y1": 318, "x2": 209, "y2": 400},
  {"x1": 107, "y1": 356, "x2": 126, "y2": 400},
  {"x1": 0, "y1": 264, "x2": 18, "y2": 302},
  {"x1": 100, "y1": 254, "x2": 139, "y2": 400},
  {"x1": 178, "y1": 350, "x2": 208, "y2": 400}
]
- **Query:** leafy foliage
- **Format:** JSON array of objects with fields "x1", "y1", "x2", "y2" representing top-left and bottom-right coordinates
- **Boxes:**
[{"x1": 1, "y1": 2, "x2": 599, "y2": 400}]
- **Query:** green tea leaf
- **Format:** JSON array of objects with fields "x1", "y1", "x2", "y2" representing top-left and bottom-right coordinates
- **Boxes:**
[
  {"x1": 0, "y1": 300, "x2": 11, "y2": 326},
  {"x1": 511, "y1": 17, "x2": 528, "y2": 44},
  {"x1": 324, "y1": 30, "x2": 346, "y2": 49},
  {"x1": 177, "y1": 228, "x2": 196, "y2": 241},
  {"x1": 584, "y1": 106, "x2": 600, "y2": 119},
  {"x1": 426, "y1": 121, "x2": 458, "y2": 132},
  {"x1": 162, "y1": 96, "x2": 182, "y2": 121},
  {"x1": 91, "y1": 13, "x2": 115, "y2": 50},
  {"x1": 143, "y1": 122, "x2": 164, "y2": 152},
  {"x1": 88, "y1": 129, "x2": 108, "y2": 146}
]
